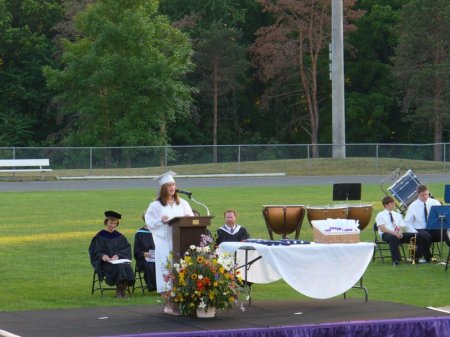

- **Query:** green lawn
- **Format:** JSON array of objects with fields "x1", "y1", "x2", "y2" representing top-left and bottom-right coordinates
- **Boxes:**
[{"x1": 0, "y1": 183, "x2": 448, "y2": 311}]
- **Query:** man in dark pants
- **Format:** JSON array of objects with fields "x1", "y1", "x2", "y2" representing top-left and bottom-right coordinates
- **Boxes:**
[
  {"x1": 404, "y1": 184, "x2": 449, "y2": 261},
  {"x1": 375, "y1": 196, "x2": 425, "y2": 265}
]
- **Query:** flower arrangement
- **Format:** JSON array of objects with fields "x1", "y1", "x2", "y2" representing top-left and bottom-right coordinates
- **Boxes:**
[{"x1": 163, "y1": 235, "x2": 243, "y2": 316}]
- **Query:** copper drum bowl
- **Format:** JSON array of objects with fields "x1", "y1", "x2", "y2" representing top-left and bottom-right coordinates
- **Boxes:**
[
  {"x1": 262, "y1": 205, "x2": 305, "y2": 240},
  {"x1": 347, "y1": 204, "x2": 373, "y2": 230},
  {"x1": 306, "y1": 206, "x2": 347, "y2": 226}
]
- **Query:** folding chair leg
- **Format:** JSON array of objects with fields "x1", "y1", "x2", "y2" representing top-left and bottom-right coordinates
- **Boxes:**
[
  {"x1": 132, "y1": 268, "x2": 146, "y2": 295},
  {"x1": 446, "y1": 251, "x2": 450, "y2": 271},
  {"x1": 92, "y1": 271, "x2": 115, "y2": 297},
  {"x1": 91, "y1": 272, "x2": 96, "y2": 295}
]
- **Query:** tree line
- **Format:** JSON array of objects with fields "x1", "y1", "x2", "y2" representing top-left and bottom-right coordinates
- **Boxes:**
[{"x1": 0, "y1": 0, "x2": 449, "y2": 159}]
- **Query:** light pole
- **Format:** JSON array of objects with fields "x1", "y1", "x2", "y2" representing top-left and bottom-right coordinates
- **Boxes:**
[{"x1": 331, "y1": 0, "x2": 346, "y2": 158}]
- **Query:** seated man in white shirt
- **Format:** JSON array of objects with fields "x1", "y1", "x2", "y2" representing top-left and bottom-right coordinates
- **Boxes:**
[
  {"x1": 375, "y1": 196, "x2": 425, "y2": 265},
  {"x1": 404, "y1": 184, "x2": 449, "y2": 262}
]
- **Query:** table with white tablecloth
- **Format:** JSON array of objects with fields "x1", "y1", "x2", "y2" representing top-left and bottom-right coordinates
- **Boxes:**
[{"x1": 218, "y1": 241, "x2": 374, "y2": 300}]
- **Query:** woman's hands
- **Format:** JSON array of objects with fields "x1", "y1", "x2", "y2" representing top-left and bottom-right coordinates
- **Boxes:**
[{"x1": 101, "y1": 254, "x2": 119, "y2": 262}]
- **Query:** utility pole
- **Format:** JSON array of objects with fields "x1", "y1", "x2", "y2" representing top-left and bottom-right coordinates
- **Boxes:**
[{"x1": 331, "y1": 0, "x2": 346, "y2": 158}]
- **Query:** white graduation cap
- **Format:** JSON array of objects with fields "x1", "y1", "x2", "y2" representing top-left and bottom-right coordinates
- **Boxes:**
[{"x1": 154, "y1": 171, "x2": 176, "y2": 186}]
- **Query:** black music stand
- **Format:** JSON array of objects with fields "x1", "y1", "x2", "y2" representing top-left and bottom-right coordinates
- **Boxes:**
[
  {"x1": 333, "y1": 183, "x2": 362, "y2": 202},
  {"x1": 444, "y1": 185, "x2": 450, "y2": 203},
  {"x1": 426, "y1": 205, "x2": 450, "y2": 262}
]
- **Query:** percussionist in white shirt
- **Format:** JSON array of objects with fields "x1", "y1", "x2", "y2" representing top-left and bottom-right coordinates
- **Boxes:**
[
  {"x1": 404, "y1": 184, "x2": 449, "y2": 262},
  {"x1": 375, "y1": 196, "x2": 425, "y2": 265}
]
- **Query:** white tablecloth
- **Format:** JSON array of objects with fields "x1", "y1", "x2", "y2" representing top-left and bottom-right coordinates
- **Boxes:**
[{"x1": 218, "y1": 241, "x2": 374, "y2": 299}]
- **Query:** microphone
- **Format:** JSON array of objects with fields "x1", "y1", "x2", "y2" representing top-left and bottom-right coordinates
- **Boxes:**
[{"x1": 176, "y1": 189, "x2": 192, "y2": 198}]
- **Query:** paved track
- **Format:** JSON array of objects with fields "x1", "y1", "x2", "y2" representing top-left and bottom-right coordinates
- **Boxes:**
[{"x1": 0, "y1": 174, "x2": 448, "y2": 192}]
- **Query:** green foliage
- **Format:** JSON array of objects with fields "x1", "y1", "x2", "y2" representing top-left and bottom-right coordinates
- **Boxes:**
[
  {"x1": 0, "y1": 110, "x2": 35, "y2": 146},
  {"x1": 0, "y1": 0, "x2": 63, "y2": 145},
  {"x1": 160, "y1": 0, "x2": 251, "y2": 146},
  {"x1": 0, "y1": 183, "x2": 449, "y2": 311},
  {"x1": 43, "y1": 0, "x2": 194, "y2": 146},
  {"x1": 345, "y1": 1, "x2": 407, "y2": 143},
  {"x1": 392, "y1": 0, "x2": 450, "y2": 145},
  {"x1": 0, "y1": 0, "x2": 448, "y2": 147}
]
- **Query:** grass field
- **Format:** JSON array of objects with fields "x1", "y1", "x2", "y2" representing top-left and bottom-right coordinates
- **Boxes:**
[
  {"x1": 0, "y1": 157, "x2": 448, "y2": 181},
  {"x1": 0, "y1": 182, "x2": 449, "y2": 312}
]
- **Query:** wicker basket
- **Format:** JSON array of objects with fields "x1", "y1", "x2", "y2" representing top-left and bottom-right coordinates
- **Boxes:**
[{"x1": 313, "y1": 228, "x2": 360, "y2": 244}]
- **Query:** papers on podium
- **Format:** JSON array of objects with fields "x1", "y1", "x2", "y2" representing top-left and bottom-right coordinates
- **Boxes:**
[{"x1": 108, "y1": 259, "x2": 131, "y2": 264}]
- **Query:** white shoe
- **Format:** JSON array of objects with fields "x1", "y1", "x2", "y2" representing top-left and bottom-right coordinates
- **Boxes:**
[{"x1": 418, "y1": 258, "x2": 427, "y2": 264}]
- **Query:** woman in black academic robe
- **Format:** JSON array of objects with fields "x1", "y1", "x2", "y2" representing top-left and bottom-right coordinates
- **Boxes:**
[
  {"x1": 133, "y1": 225, "x2": 157, "y2": 292},
  {"x1": 89, "y1": 211, "x2": 135, "y2": 298}
]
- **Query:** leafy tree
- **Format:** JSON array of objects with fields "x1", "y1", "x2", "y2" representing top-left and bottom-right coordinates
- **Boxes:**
[
  {"x1": 160, "y1": 0, "x2": 250, "y2": 153},
  {"x1": 0, "y1": 111, "x2": 34, "y2": 146},
  {"x1": 44, "y1": 0, "x2": 194, "y2": 146},
  {"x1": 194, "y1": 21, "x2": 249, "y2": 160},
  {"x1": 345, "y1": 1, "x2": 408, "y2": 143},
  {"x1": 0, "y1": 0, "x2": 63, "y2": 145},
  {"x1": 250, "y1": 0, "x2": 361, "y2": 157},
  {"x1": 393, "y1": 0, "x2": 450, "y2": 160}
]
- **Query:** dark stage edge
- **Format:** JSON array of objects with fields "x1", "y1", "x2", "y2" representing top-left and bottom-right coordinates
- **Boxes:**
[{"x1": 0, "y1": 299, "x2": 449, "y2": 337}]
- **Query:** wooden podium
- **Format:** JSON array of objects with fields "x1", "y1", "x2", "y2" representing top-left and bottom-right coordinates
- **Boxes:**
[{"x1": 168, "y1": 216, "x2": 214, "y2": 258}]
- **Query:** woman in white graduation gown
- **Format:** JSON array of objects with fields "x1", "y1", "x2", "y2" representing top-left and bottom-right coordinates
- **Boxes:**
[{"x1": 144, "y1": 171, "x2": 193, "y2": 294}]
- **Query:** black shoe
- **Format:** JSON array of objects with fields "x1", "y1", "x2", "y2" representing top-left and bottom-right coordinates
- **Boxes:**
[{"x1": 393, "y1": 261, "x2": 399, "y2": 266}]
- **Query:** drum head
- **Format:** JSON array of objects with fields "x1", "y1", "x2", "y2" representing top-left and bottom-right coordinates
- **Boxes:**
[{"x1": 388, "y1": 170, "x2": 421, "y2": 206}]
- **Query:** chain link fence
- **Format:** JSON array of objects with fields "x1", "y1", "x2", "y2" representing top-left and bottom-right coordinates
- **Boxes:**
[{"x1": 0, "y1": 143, "x2": 448, "y2": 177}]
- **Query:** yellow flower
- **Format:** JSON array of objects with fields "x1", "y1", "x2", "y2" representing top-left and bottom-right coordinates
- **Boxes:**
[{"x1": 164, "y1": 238, "x2": 242, "y2": 316}]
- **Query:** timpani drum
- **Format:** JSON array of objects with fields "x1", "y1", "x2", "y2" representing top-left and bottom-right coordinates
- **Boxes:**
[
  {"x1": 306, "y1": 206, "x2": 347, "y2": 226},
  {"x1": 347, "y1": 204, "x2": 373, "y2": 230},
  {"x1": 262, "y1": 205, "x2": 305, "y2": 240}
]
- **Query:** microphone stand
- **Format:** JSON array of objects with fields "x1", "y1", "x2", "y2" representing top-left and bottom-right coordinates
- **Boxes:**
[{"x1": 188, "y1": 195, "x2": 210, "y2": 216}]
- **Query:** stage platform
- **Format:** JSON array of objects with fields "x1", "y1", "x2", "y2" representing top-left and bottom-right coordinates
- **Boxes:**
[{"x1": 0, "y1": 299, "x2": 449, "y2": 337}]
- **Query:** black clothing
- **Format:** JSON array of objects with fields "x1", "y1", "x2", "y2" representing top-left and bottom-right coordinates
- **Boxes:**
[
  {"x1": 89, "y1": 230, "x2": 135, "y2": 286},
  {"x1": 419, "y1": 229, "x2": 450, "y2": 260},
  {"x1": 216, "y1": 225, "x2": 250, "y2": 245},
  {"x1": 133, "y1": 226, "x2": 157, "y2": 292},
  {"x1": 382, "y1": 232, "x2": 424, "y2": 263}
]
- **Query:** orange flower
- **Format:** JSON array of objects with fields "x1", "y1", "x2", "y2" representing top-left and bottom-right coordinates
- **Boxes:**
[{"x1": 196, "y1": 279, "x2": 204, "y2": 290}]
